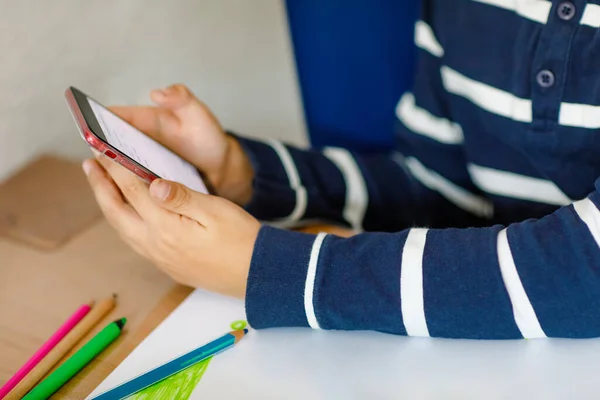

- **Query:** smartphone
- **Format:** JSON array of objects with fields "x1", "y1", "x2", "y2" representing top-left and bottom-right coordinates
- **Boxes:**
[{"x1": 65, "y1": 86, "x2": 208, "y2": 194}]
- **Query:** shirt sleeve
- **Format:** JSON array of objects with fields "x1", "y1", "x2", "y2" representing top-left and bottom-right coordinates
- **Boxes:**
[
  {"x1": 244, "y1": 179, "x2": 600, "y2": 339},
  {"x1": 236, "y1": 135, "x2": 491, "y2": 233}
]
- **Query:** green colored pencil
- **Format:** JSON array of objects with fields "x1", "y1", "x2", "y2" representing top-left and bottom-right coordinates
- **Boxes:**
[{"x1": 23, "y1": 318, "x2": 126, "y2": 400}]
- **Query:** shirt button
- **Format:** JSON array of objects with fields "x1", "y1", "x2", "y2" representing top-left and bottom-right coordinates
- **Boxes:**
[
  {"x1": 557, "y1": 1, "x2": 576, "y2": 21},
  {"x1": 536, "y1": 69, "x2": 555, "y2": 88}
]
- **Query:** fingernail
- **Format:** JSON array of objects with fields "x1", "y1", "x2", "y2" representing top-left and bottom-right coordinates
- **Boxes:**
[
  {"x1": 150, "y1": 180, "x2": 170, "y2": 201},
  {"x1": 82, "y1": 160, "x2": 93, "y2": 176}
]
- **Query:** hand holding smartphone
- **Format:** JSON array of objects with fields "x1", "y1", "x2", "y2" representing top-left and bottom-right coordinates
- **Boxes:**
[{"x1": 65, "y1": 87, "x2": 208, "y2": 194}]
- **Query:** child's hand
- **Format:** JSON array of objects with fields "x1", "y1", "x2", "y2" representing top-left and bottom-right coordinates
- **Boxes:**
[
  {"x1": 83, "y1": 155, "x2": 260, "y2": 298},
  {"x1": 110, "y1": 84, "x2": 254, "y2": 205}
]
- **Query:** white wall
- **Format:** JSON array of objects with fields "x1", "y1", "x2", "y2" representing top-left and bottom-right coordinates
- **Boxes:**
[{"x1": 0, "y1": 0, "x2": 307, "y2": 181}]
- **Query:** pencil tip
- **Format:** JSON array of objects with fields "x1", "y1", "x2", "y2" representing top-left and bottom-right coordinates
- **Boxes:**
[
  {"x1": 112, "y1": 293, "x2": 118, "y2": 299},
  {"x1": 231, "y1": 328, "x2": 249, "y2": 343}
]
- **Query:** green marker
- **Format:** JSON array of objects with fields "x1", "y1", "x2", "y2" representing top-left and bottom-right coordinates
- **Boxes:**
[{"x1": 23, "y1": 318, "x2": 126, "y2": 400}]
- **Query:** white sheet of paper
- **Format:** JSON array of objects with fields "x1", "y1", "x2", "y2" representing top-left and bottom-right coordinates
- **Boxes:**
[{"x1": 88, "y1": 290, "x2": 600, "y2": 399}]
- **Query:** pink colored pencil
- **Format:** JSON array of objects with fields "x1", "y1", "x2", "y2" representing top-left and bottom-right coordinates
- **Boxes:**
[{"x1": 0, "y1": 303, "x2": 92, "y2": 399}]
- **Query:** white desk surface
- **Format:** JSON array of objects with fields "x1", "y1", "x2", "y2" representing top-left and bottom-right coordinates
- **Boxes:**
[{"x1": 90, "y1": 290, "x2": 600, "y2": 400}]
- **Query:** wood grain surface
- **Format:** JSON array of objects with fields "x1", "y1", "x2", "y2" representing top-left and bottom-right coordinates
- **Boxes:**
[
  {"x1": 0, "y1": 155, "x2": 102, "y2": 250},
  {"x1": 0, "y1": 219, "x2": 175, "y2": 399},
  {"x1": 0, "y1": 155, "x2": 355, "y2": 397}
]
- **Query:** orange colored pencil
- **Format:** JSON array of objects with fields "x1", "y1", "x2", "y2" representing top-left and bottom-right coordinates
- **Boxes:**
[{"x1": 6, "y1": 295, "x2": 117, "y2": 400}]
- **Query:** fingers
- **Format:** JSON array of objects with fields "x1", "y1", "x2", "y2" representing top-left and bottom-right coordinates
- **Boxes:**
[
  {"x1": 149, "y1": 179, "x2": 214, "y2": 224},
  {"x1": 95, "y1": 155, "x2": 167, "y2": 223},
  {"x1": 150, "y1": 84, "x2": 198, "y2": 111},
  {"x1": 108, "y1": 105, "x2": 177, "y2": 148},
  {"x1": 82, "y1": 159, "x2": 144, "y2": 237},
  {"x1": 110, "y1": 84, "x2": 216, "y2": 156}
]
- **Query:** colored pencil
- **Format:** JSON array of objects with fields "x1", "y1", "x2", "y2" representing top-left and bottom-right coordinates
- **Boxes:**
[
  {"x1": 91, "y1": 329, "x2": 249, "y2": 400},
  {"x1": 22, "y1": 318, "x2": 126, "y2": 400},
  {"x1": 6, "y1": 295, "x2": 117, "y2": 400},
  {"x1": 0, "y1": 302, "x2": 92, "y2": 399}
]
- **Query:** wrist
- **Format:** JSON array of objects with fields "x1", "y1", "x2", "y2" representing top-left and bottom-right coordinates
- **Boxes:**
[{"x1": 211, "y1": 135, "x2": 254, "y2": 205}]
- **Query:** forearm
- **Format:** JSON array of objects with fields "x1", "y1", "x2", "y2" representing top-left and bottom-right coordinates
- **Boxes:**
[
  {"x1": 232, "y1": 134, "x2": 485, "y2": 232},
  {"x1": 245, "y1": 184, "x2": 600, "y2": 339}
]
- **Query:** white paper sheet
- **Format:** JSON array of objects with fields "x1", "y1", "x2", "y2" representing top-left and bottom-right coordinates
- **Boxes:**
[{"x1": 89, "y1": 290, "x2": 600, "y2": 400}]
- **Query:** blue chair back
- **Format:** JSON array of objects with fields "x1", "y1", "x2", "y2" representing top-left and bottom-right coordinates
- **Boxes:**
[{"x1": 285, "y1": 1, "x2": 419, "y2": 152}]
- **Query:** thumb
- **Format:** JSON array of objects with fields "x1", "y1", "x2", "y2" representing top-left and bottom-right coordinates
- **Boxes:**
[{"x1": 149, "y1": 179, "x2": 212, "y2": 222}]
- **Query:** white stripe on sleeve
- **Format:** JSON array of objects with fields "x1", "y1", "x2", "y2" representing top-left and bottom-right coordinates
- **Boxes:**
[
  {"x1": 415, "y1": 20, "x2": 444, "y2": 57},
  {"x1": 304, "y1": 233, "x2": 327, "y2": 330},
  {"x1": 323, "y1": 147, "x2": 369, "y2": 232},
  {"x1": 467, "y1": 164, "x2": 572, "y2": 206},
  {"x1": 441, "y1": 66, "x2": 532, "y2": 123},
  {"x1": 396, "y1": 155, "x2": 493, "y2": 218},
  {"x1": 267, "y1": 139, "x2": 308, "y2": 222},
  {"x1": 573, "y1": 198, "x2": 600, "y2": 248},
  {"x1": 497, "y1": 229, "x2": 547, "y2": 339},
  {"x1": 401, "y1": 228, "x2": 430, "y2": 337},
  {"x1": 472, "y1": 0, "x2": 552, "y2": 24},
  {"x1": 396, "y1": 92, "x2": 464, "y2": 144}
]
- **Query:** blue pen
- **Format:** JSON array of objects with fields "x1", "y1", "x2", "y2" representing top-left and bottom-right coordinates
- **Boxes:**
[{"x1": 91, "y1": 329, "x2": 248, "y2": 400}]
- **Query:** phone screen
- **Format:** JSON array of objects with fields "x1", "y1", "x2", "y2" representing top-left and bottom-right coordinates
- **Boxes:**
[{"x1": 87, "y1": 98, "x2": 208, "y2": 194}]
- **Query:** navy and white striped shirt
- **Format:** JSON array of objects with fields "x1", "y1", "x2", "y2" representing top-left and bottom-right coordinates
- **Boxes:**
[{"x1": 239, "y1": 0, "x2": 600, "y2": 339}]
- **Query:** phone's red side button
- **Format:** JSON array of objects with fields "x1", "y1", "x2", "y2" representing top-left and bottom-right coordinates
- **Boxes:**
[{"x1": 104, "y1": 150, "x2": 117, "y2": 159}]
